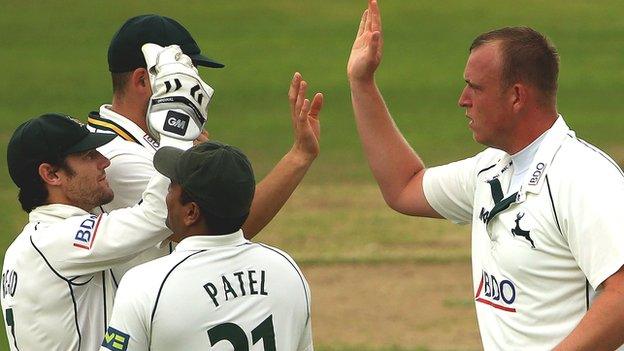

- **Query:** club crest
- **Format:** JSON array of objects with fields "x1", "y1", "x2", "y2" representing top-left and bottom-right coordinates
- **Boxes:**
[{"x1": 511, "y1": 212, "x2": 535, "y2": 248}]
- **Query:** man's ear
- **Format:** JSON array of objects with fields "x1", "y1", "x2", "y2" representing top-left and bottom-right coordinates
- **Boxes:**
[
  {"x1": 183, "y1": 202, "x2": 203, "y2": 226},
  {"x1": 130, "y1": 68, "x2": 151, "y2": 93},
  {"x1": 38, "y1": 163, "x2": 62, "y2": 186},
  {"x1": 510, "y1": 83, "x2": 528, "y2": 113}
]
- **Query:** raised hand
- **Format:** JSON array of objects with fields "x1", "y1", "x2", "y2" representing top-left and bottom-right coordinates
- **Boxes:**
[
  {"x1": 288, "y1": 72, "x2": 322, "y2": 161},
  {"x1": 347, "y1": 0, "x2": 383, "y2": 83}
]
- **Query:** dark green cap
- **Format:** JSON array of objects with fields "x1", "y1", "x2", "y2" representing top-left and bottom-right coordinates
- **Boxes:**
[
  {"x1": 154, "y1": 141, "x2": 255, "y2": 219},
  {"x1": 108, "y1": 14, "x2": 225, "y2": 73},
  {"x1": 7, "y1": 113, "x2": 116, "y2": 188}
]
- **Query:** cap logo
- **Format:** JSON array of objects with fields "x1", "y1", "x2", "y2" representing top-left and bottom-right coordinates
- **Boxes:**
[
  {"x1": 66, "y1": 115, "x2": 85, "y2": 126},
  {"x1": 163, "y1": 110, "x2": 189, "y2": 136}
]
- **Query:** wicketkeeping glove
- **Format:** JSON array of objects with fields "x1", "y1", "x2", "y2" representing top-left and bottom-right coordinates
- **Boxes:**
[{"x1": 142, "y1": 43, "x2": 214, "y2": 142}]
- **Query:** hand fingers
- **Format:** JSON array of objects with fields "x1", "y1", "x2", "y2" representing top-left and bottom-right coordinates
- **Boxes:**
[
  {"x1": 365, "y1": 3, "x2": 372, "y2": 32},
  {"x1": 370, "y1": 0, "x2": 382, "y2": 32},
  {"x1": 294, "y1": 80, "x2": 308, "y2": 116},
  {"x1": 298, "y1": 98, "x2": 311, "y2": 123},
  {"x1": 357, "y1": 9, "x2": 368, "y2": 37},
  {"x1": 308, "y1": 93, "x2": 324, "y2": 119},
  {"x1": 288, "y1": 72, "x2": 302, "y2": 111}
]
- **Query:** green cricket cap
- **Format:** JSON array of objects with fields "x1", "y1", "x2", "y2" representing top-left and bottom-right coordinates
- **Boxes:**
[
  {"x1": 7, "y1": 113, "x2": 116, "y2": 188},
  {"x1": 108, "y1": 14, "x2": 225, "y2": 73},
  {"x1": 154, "y1": 141, "x2": 255, "y2": 219}
]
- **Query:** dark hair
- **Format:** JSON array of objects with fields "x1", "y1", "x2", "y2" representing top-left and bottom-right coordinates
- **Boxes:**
[
  {"x1": 111, "y1": 71, "x2": 133, "y2": 96},
  {"x1": 18, "y1": 157, "x2": 75, "y2": 213},
  {"x1": 179, "y1": 187, "x2": 249, "y2": 235},
  {"x1": 470, "y1": 26, "x2": 559, "y2": 105}
]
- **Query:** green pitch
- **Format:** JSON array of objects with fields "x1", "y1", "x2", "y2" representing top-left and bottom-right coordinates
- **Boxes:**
[{"x1": 1, "y1": 1, "x2": 623, "y2": 350}]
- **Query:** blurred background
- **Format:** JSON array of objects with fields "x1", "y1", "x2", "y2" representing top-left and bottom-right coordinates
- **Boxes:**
[{"x1": 1, "y1": 1, "x2": 623, "y2": 350}]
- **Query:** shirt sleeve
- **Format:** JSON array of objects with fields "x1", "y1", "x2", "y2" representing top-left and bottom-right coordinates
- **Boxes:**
[
  {"x1": 422, "y1": 155, "x2": 481, "y2": 224},
  {"x1": 32, "y1": 174, "x2": 172, "y2": 277},
  {"x1": 100, "y1": 269, "x2": 151, "y2": 351},
  {"x1": 297, "y1": 318, "x2": 314, "y2": 351},
  {"x1": 296, "y1": 258, "x2": 313, "y2": 351},
  {"x1": 556, "y1": 155, "x2": 624, "y2": 290}
]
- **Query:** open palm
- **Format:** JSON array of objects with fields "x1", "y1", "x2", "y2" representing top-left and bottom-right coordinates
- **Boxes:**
[{"x1": 347, "y1": 0, "x2": 383, "y2": 82}]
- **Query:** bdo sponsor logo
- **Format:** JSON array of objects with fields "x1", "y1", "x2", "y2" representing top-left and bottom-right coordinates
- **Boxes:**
[
  {"x1": 529, "y1": 162, "x2": 546, "y2": 185},
  {"x1": 475, "y1": 270, "x2": 517, "y2": 312}
]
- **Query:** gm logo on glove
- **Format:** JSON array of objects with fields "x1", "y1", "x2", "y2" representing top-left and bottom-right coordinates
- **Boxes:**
[{"x1": 163, "y1": 110, "x2": 190, "y2": 136}]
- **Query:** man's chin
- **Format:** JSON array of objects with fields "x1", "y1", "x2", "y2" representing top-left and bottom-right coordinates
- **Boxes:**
[{"x1": 97, "y1": 192, "x2": 115, "y2": 208}]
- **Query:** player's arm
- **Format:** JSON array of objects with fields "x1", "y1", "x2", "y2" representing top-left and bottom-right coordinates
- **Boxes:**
[
  {"x1": 553, "y1": 161, "x2": 624, "y2": 350},
  {"x1": 35, "y1": 174, "x2": 172, "y2": 277},
  {"x1": 347, "y1": 0, "x2": 440, "y2": 218},
  {"x1": 297, "y1": 275, "x2": 314, "y2": 351},
  {"x1": 101, "y1": 269, "x2": 151, "y2": 351},
  {"x1": 554, "y1": 266, "x2": 624, "y2": 350},
  {"x1": 241, "y1": 73, "x2": 323, "y2": 238}
]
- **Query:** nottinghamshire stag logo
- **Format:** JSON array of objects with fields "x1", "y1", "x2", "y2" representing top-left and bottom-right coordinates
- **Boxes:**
[{"x1": 511, "y1": 212, "x2": 535, "y2": 248}]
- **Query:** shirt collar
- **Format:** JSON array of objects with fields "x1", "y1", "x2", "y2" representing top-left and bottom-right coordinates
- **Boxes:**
[
  {"x1": 518, "y1": 115, "x2": 574, "y2": 198},
  {"x1": 479, "y1": 115, "x2": 573, "y2": 200},
  {"x1": 510, "y1": 128, "x2": 548, "y2": 175},
  {"x1": 175, "y1": 230, "x2": 249, "y2": 251},
  {"x1": 87, "y1": 104, "x2": 159, "y2": 150},
  {"x1": 29, "y1": 204, "x2": 91, "y2": 223}
]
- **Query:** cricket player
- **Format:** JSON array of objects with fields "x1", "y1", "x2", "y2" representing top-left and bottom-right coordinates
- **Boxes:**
[
  {"x1": 1, "y1": 43, "x2": 219, "y2": 350},
  {"x1": 101, "y1": 141, "x2": 312, "y2": 351},
  {"x1": 87, "y1": 14, "x2": 322, "y2": 280},
  {"x1": 347, "y1": 1, "x2": 624, "y2": 349},
  {"x1": 2, "y1": 113, "x2": 171, "y2": 350}
]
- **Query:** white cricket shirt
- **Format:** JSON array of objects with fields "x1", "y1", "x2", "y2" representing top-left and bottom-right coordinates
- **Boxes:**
[
  {"x1": 1, "y1": 175, "x2": 171, "y2": 351},
  {"x1": 101, "y1": 231, "x2": 313, "y2": 351},
  {"x1": 87, "y1": 105, "x2": 174, "y2": 280},
  {"x1": 423, "y1": 116, "x2": 624, "y2": 350}
]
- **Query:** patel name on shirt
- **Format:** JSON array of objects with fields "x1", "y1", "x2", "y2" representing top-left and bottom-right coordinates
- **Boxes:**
[{"x1": 203, "y1": 269, "x2": 268, "y2": 307}]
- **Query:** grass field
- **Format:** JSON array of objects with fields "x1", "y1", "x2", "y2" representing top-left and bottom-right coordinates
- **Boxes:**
[{"x1": 1, "y1": 0, "x2": 624, "y2": 350}]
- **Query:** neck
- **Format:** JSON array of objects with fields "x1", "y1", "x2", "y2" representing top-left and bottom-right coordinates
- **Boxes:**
[
  {"x1": 46, "y1": 193, "x2": 91, "y2": 212},
  {"x1": 169, "y1": 224, "x2": 211, "y2": 243},
  {"x1": 111, "y1": 94, "x2": 149, "y2": 134},
  {"x1": 504, "y1": 107, "x2": 558, "y2": 154}
]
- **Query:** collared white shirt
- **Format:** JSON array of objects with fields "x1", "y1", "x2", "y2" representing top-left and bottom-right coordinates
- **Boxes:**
[
  {"x1": 1, "y1": 175, "x2": 171, "y2": 351},
  {"x1": 101, "y1": 231, "x2": 313, "y2": 351},
  {"x1": 87, "y1": 105, "x2": 174, "y2": 280},
  {"x1": 423, "y1": 116, "x2": 624, "y2": 350}
]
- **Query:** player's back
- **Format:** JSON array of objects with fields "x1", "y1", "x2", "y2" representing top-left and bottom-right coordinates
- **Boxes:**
[{"x1": 110, "y1": 233, "x2": 312, "y2": 351}]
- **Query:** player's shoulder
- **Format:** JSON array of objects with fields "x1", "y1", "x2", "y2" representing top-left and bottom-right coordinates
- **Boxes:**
[
  {"x1": 249, "y1": 242, "x2": 305, "y2": 274},
  {"x1": 456, "y1": 147, "x2": 507, "y2": 178},
  {"x1": 474, "y1": 147, "x2": 507, "y2": 167},
  {"x1": 121, "y1": 250, "x2": 195, "y2": 289},
  {"x1": 553, "y1": 135, "x2": 624, "y2": 181},
  {"x1": 98, "y1": 136, "x2": 152, "y2": 160}
]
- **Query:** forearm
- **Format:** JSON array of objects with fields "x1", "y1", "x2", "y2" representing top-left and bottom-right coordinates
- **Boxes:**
[
  {"x1": 349, "y1": 79, "x2": 426, "y2": 206},
  {"x1": 241, "y1": 149, "x2": 314, "y2": 239},
  {"x1": 554, "y1": 288, "x2": 624, "y2": 350}
]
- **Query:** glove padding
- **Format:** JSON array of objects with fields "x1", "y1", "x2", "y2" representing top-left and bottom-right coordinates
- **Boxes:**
[{"x1": 142, "y1": 43, "x2": 214, "y2": 142}]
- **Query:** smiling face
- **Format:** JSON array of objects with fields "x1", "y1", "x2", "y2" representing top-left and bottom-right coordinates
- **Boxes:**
[
  {"x1": 458, "y1": 42, "x2": 515, "y2": 150},
  {"x1": 58, "y1": 149, "x2": 113, "y2": 211}
]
